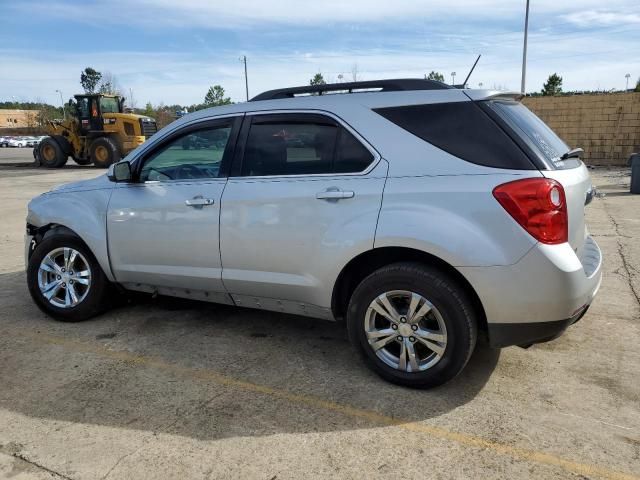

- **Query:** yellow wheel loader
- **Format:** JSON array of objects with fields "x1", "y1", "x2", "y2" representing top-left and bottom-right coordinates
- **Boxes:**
[{"x1": 35, "y1": 94, "x2": 157, "y2": 168}]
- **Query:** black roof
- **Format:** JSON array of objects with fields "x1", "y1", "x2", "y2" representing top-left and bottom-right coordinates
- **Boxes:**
[{"x1": 250, "y1": 78, "x2": 452, "y2": 101}]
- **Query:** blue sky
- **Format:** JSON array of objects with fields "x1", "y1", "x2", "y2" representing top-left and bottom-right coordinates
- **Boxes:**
[{"x1": 2, "y1": 0, "x2": 640, "y2": 107}]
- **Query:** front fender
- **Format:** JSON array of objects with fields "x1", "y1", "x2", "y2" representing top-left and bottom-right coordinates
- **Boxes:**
[{"x1": 27, "y1": 189, "x2": 115, "y2": 281}]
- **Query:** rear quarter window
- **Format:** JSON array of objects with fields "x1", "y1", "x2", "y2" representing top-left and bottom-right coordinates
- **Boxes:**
[
  {"x1": 373, "y1": 102, "x2": 536, "y2": 170},
  {"x1": 483, "y1": 100, "x2": 579, "y2": 170}
]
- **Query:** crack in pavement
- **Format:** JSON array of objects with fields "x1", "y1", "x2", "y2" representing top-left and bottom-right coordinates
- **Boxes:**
[
  {"x1": 99, "y1": 384, "x2": 230, "y2": 479},
  {"x1": 10, "y1": 452, "x2": 75, "y2": 480},
  {"x1": 602, "y1": 199, "x2": 640, "y2": 310},
  {"x1": 99, "y1": 444, "x2": 146, "y2": 480}
]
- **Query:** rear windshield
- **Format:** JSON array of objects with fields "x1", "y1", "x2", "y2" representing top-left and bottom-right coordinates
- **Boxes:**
[
  {"x1": 373, "y1": 102, "x2": 536, "y2": 170},
  {"x1": 484, "y1": 100, "x2": 576, "y2": 169}
]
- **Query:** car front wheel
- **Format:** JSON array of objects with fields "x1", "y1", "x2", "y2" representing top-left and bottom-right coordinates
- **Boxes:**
[
  {"x1": 27, "y1": 232, "x2": 111, "y2": 322},
  {"x1": 347, "y1": 262, "x2": 477, "y2": 388}
]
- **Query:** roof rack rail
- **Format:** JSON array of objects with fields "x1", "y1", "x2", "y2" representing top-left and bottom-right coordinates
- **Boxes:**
[{"x1": 250, "y1": 78, "x2": 452, "y2": 101}]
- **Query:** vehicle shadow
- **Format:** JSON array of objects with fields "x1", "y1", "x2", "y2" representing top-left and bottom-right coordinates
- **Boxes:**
[
  {"x1": 0, "y1": 162, "x2": 92, "y2": 169},
  {"x1": 0, "y1": 271, "x2": 500, "y2": 442}
]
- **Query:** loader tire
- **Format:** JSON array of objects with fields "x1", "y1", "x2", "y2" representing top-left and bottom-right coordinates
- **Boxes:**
[
  {"x1": 38, "y1": 137, "x2": 68, "y2": 169},
  {"x1": 90, "y1": 137, "x2": 120, "y2": 168}
]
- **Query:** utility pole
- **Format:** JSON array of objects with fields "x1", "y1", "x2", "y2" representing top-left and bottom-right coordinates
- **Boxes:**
[
  {"x1": 55, "y1": 89, "x2": 65, "y2": 120},
  {"x1": 521, "y1": 0, "x2": 531, "y2": 94},
  {"x1": 451, "y1": 72, "x2": 456, "y2": 85},
  {"x1": 240, "y1": 55, "x2": 249, "y2": 101}
]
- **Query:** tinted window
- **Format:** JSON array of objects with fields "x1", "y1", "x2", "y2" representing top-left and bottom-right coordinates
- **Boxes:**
[
  {"x1": 241, "y1": 118, "x2": 374, "y2": 176},
  {"x1": 335, "y1": 129, "x2": 374, "y2": 173},
  {"x1": 484, "y1": 100, "x2": 575, "y2": 169},
  {"x1": 242, "y1": 122, "x2": 338, "y2": 176},
  {"x1": 374, "y1": 102, "x2": 535, "y2": 170},
  {"x1": 77, "y1": 98, "x2": 89, "y2": 117},
  {"x1": 140, "y1": 125, "x2": 231, "y2": 182}
]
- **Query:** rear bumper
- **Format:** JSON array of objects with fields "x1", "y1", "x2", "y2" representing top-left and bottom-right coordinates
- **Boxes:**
[
  {"x1": 459, "y1": 235, "x2": 602, "y2": 348},
  {"x1": 488, "y1": 304, "x2": 590, "y2": 348}
]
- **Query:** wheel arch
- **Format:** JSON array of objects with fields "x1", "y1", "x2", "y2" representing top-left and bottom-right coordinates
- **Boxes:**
[
  {"x1": 28, "y1": 223, "x2": 103, "y2": 269},
  {"x1": 331, "y1": 246, "x2": 487, "y2": 332},
  {"x1": 27, "y1": 192, "x2": 115, "y2": 281}
]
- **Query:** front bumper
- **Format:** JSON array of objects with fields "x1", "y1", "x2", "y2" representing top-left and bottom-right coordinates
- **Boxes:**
[
  {"x1": 24, "y1": 233, "x2": 34, "y2": 269},
  {"x1": 459, "y1": 235, "x2": 602, "y2": 348}
]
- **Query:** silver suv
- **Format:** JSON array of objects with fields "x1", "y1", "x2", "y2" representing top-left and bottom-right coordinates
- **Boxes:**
[{"x1": 25, "y1": 79, "x2": 602, "y2": 388}]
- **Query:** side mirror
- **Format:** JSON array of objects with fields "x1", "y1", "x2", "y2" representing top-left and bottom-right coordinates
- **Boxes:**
[{"x1": 108, "y1": 161, "x2": 132, "y2": 182}]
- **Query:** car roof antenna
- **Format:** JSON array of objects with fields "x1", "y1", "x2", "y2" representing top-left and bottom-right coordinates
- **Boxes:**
[{"x1": 461, "y1": 54, "x2": 482, "y2": 89}]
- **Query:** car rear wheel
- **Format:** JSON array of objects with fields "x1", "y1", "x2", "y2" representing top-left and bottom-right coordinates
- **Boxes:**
[
  {"x1": 347, "y1": 262, "x2": 477, "y2": 388},
  {"x1": 27, "y1": 233, "x2": 111, "y2": 322}
]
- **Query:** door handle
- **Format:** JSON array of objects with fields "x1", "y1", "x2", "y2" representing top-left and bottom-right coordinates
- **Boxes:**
[
  {"x1": 185, "y1": 196, "x2": 214, "y2": 207},
  {"x1": 316, "y1": 189, "x2": 355, "y2": 200}
]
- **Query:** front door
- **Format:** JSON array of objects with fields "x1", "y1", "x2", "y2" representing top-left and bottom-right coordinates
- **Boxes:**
[
  {"x1": 220, "y1": 113, "x2": 387, "y2": 313},
  {"x1": 107, "y1": 116, "x2": 240, "y2": 297}
]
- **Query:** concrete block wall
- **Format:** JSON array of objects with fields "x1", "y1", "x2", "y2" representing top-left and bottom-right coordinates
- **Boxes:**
[{"x1": 523, "y1": 92, "x2": 640, "y2": 166}]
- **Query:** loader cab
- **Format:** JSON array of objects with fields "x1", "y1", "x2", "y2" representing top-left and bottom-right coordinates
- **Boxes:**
[{"x1": 73, "y1": 94, "x2": 123, "y2": 135}]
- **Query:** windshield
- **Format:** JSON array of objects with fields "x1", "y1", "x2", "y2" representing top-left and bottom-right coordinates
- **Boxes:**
[
  {"x1": 100, "y1": 97, "x2": 120, "y2": 113},
  {"x1": 485, "y1": 100, "x2": 577, "y2": 169}
]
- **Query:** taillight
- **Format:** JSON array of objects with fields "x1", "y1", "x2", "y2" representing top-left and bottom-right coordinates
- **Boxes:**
[{"x1": 493, "y1": 178, "x2": 568, "y2": 244}]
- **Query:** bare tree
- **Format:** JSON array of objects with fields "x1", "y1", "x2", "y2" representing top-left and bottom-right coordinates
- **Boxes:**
[
  {"x1": 351, "y1": 63, "x2": 362, "y2": 82},
  {"x1": 99, "y1": 71, "x2": 124, "y2": 96}
]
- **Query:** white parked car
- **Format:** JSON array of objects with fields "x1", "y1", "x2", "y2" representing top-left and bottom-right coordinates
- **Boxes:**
[{"x1": 8, "y1": 137, "x2": 28, "y2": 147}]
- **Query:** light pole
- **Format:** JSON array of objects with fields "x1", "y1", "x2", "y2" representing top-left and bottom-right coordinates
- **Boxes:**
[
  {"x1": 55, "y1": 89, "x2": 65, "y2": 120},
  {"x1": 625, "y1": 73, "x2": 631, "y2": 91},
  {"x1": 239, "y1": 55, "x2": 249, "y2": 101},
  {"x1": 521, "y1": 0, "x2": 531, "y2": 94},
  {"x1": 451, "y1": 72, "x2": 456, "y2": 85}
]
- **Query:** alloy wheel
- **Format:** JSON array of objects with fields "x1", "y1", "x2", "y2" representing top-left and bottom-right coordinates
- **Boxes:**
[
  {"x1": 364, "y1": 290, "x2": 448, "y2": 373},
  {"x1": 37, "y1": 247, "x2": 92, "y2": 308}
]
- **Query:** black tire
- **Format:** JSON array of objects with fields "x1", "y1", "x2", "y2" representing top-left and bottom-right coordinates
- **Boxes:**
[
  {"x1": 38, "y1": 137, "x2": 68, "y2": 168},
  {"x1": 346, "y1": 262, "x2": 477, "y2": 388},
  {"x1": 90, "y1": 137, "x2": 121, "y2": 168},
  {"x1": 27, "y1": 232, "x2": 111, "y2": 322},
  {"x1": 73, "y1": 156, "x2": 92, "y2": 166}
]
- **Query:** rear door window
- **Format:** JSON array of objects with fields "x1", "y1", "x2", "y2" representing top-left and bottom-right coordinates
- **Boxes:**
[
  {"x1": 240, "y1": 114, "x2": 374, "y2": 176},
  {"x1": 374, "y1": 102, "x2": 536, "y2": 170},
  {"x1": 334, "y1": 129, "x2": 374, "y2": 173}
]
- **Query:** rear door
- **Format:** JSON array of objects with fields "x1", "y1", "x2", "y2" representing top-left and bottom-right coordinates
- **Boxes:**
[{"x1": 219, "y1": 112, "x2": 386, "y2": 313}]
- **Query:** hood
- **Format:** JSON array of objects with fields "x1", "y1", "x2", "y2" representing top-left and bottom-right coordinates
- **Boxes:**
[{"x1": 49, "y1": 174, "x2": 113, "y2": 194}]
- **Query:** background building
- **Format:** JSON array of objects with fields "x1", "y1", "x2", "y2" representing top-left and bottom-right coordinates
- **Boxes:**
[{"x1": 0, "y1": 109, "x2": 40, "y2": 128}]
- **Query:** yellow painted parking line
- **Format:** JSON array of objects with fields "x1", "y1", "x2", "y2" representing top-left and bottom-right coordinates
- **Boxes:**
[{"x1": 13, "y1": 329, "x2": 640, "y2": 480}]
